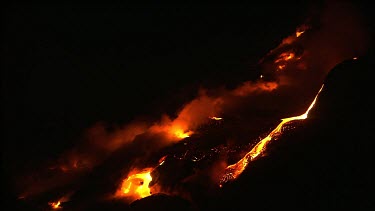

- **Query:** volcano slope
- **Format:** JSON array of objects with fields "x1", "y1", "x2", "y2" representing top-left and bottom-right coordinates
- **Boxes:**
[
  {"x1": 5, "y1": 45, "x2": 374, "y2": 211},
  {"x1": 127, "y1": 52, "x2": 374, "y2": 211}
]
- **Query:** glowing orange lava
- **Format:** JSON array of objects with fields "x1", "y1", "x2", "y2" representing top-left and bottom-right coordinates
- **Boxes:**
[
  {"x1": 220, "y1": 85, "x2": 324, "y2": 185},
  {"x1": 47, "y1": 193, "x2": 71, "y2": 210},
  {"x1": 210, "y1": 116, "x2": 223, "y2": 120},
  {"x1": 172, "y1": 127, "x2": 192, "y2": 139},
  {"x1": 274, "y1": 51, "x2": 300, "y2": 71},
  {"x1": 48, "y1": 201, "x2": 62, "y2": 209},
  {"x1": 275, "y1": 52, "x2": 295, "y2": 63},
  {"x1": 278, "y1": 64, "x2": 286, "y2": 70},
  {"x1": 117, "y1": 168, "x2": 153, "y2": 200},
  {"x1": 150, "y1": 120, "x2": 193, "y2": 141},
  {"x1": 296, "y1": 31, "x2": 304, "y2": 37},
  {"x1": 296, "y1": 24, "x2": 309, "y2": 37}
]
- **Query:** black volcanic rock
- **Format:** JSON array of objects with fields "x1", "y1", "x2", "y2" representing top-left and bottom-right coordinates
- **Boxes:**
[
  {"x1": 206, "y1": 52, "x2": 375, "y2": 210},
  {"x1": 311, "y1": 53, "x2": 374, "y2": 120},
  {"x1": 129, "y1": 194, "x2": 192, "y2": 211}
]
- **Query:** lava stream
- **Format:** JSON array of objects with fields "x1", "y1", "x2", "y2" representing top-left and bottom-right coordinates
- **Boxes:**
[{"x1": 220, "y1": 84, "x2": 324, "y2": 185}]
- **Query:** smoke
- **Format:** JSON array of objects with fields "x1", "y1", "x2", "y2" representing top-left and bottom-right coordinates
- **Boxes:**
[
  {"x1": 232, "y1": 81, "x2": 278, "y2": 96},
  {"x1": 300, "y1": 0, "x2": 370, "y2": 82},
  {"x1": 244, "y1": 0, "x2": 372, "y2": 117},
  {"x1": 170, "y1": 91, "x2": 223, "y2": 131},
  {"x1": 149, "y1": 92, "x2": 223, "y2": 140},
  {"x1": 138, "y1": 0, "x2": 372, "y2": 197}
]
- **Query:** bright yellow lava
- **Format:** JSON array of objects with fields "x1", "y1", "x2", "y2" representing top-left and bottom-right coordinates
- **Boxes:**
[
  {"x1": 172, "y1": 128, "x2": 192, "y2": 139},
  {"x1": 119, "y1": 168, "x2": 153, "y2": 199},
  {"x1": 210, "y1": 116, "x2": 223, "y2": 120}
]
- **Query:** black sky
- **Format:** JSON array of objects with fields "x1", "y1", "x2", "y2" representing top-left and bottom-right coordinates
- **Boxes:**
[{"x1": 2, "y1": 2, "x2": 311, "y2": 169}]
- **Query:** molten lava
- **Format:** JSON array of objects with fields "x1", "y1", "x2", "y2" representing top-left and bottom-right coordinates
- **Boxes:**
[
  {"x1": 48, "y1": 201, "x2": 62, "y2": 209},
  {"x1": 172, "y1": 127, "x2": 192, "y2": 139},
  {"x1": 296, "y1": 31, "x2": 304, "y2": 37},
  {"x1": 275, "y1": 52, "x2": 295, "y2": 63},
  {"x1": 210, "y1": 116, "x2": 223, "y2": 120},
  {"x1": 47, "y1": 194, "x2": 71, "y2": 210},
  {"x1": 295, "y1": 24, "x2": 309, "y2": 37},
  {"x1": 149, "y1": 119, "x2": 194, "y2": 141},
  {"x1": 220, "y1": 85, "x2": 324, "y2": 185},
  {"x1": 116, "y1": 168, "x2": 154, "y2": 200}
]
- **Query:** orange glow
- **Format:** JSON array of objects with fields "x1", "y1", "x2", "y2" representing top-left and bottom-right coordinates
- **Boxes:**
[
  {"x1": 272, "y1": 49, "x2": 304, "y2": 72},
  {"x1": 115, "y1": 158, "x2": 167, "y2": 202},
  {"x1": 275, "y1": 52, "x2": 295, "y2": 63},
  {"x1": 49, "y1": 201, "x2": 62, "y2": 209},
  {"x1": 47, "y1": 194, "x2": 71, "y2": 209},
  {"x1": 233, "y1": 81, "x2": 278, "y2": 96},
  {"x1": 172, "y1": 127, "x2": 193, "y2": 139},
  {"x1": 220, "y1": 85, "x2": 324, "y2": 185},
  {"x1": 210, "y1": 116, "x2": 223, "y2": 120},
  {"x1": 295, "y1": 24, "x2": 309, "y2": 37},
  {"x1": 149, "y1": 118, "x2": 193, "y2": 141},
  {"x1": 52, "y1": 159, "x2": 81, "y2": 172},
  {"x1": 117, "y1": 168, "x2": 153, "y2": 200},
  {"x1": 278, "y1": 64, "x2": 286, "y2": 70},
  {"x1": 296, "y1": 31, "x2": 304, "y2": 37},
  {"x1": 158, "y1": 155, "x2": 167, "y2": 166}
]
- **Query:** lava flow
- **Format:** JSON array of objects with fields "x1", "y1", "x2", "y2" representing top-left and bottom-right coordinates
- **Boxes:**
[
  {"x1": 47, "y1": 193, "x2": 71, "y2": 210},
  {"x1": 115, "y1": 168, "x2": 154, "y2": 199},
  {"x1": 220, "y1": 84, "x2": 324, "y2": 185},
  {"x1": 48, "y1": 201, "x2": 62, "y2": 209},
  {"x1": 115, "y1": 156, "x2": 167, "y2": 201}
]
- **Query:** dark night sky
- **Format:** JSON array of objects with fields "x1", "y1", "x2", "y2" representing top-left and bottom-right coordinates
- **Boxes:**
[
  {"x1": 2, "y1": 2, "x2": 310, "y2": 169},
  {"x1": 2, "y1": 1, "x2": 374, "y2": 210}
]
